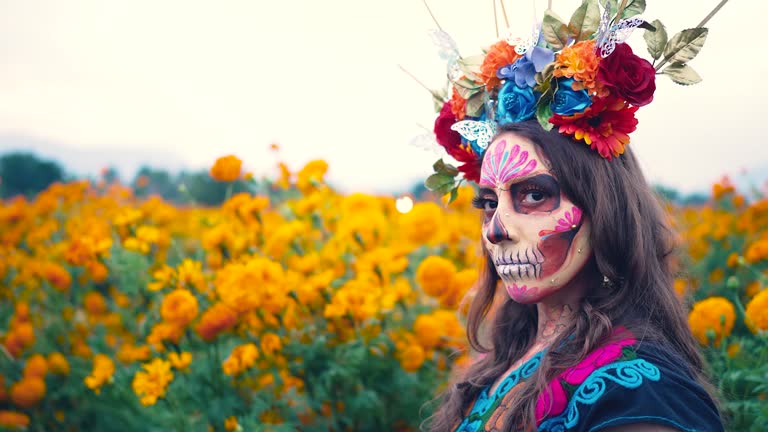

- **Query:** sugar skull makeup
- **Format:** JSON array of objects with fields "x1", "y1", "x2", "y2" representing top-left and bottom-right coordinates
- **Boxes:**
[{"x1": 473, "y1": 132, "x2": 592, "y2": 304}]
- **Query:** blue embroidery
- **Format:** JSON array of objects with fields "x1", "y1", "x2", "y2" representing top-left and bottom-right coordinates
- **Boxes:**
[
  {"x1": 454, "y1": 351, "x2": 545, "y2": 432},
  {"x1": 538, "y1": 359, "x2": 660, "y2": 431}
]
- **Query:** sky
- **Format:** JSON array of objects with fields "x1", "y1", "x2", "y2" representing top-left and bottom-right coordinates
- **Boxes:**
[{"x1": 0, "y1": 0, "x2": 765, "y2": 195}]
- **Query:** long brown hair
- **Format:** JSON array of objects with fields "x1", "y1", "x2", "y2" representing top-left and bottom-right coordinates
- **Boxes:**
[{"x1": 423, "y1": 120, "x2": 714, "y2": 431}]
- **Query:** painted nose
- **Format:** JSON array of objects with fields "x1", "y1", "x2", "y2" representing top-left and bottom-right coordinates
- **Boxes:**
[{"x1": 485, "y1": 213, "x2": 518, "y2": 245}]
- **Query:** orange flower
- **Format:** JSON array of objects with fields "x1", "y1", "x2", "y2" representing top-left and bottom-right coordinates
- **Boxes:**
[
  {"x1": 41, "y1": 262, "x2": 72, "y2": 291},
  {"x1": 195, "y1": 302, "x2": 238, "y2": 341},
  {"x1": 47, "y1": 352, "x2": 70, "y2": 375},
  {"x1": 84, "y1": 291, "x2": 108, "y2": 316},
  {"x1": 10, "y1": 377, "x2": 46, "y2": 408},
  {"x1": 22, "y1": 354, "x2": 47, "y2": 378},
  {"x1": 168, "y1": 352, "x2": 192, "y2": 371},
  {"x1": 222, "y1": 343, "x2": 259, "y2": 376},
  {"x1": 210, "y1": 155, "x2": 243, "y2": 182},
  {"x1": 399, "y1": 345, "x2": 425, "y2": 372},
  {"x1": 260, "y1": 333, "x2": 282, "y2": 357},
  {"x1": 160, "y1": 289, "x2": 199, "y2": 327},
  {"x1": 84, "y1": 354, "x2": 115, "y2": 394},
  {"x1": 480, "y1": 40, "x2": 521, "y2": 91},
  {"x1": 450, "y1": 86, "x2": 467, "y2": 121},
  {"x1": 0, "y1": 410, "x2": 30, "y2": 428},
  {"x1": 225, "y1": 416, "x2": 240, "y2": 432},
  {"x1": 553, "y1": 40, "x2": 606, "y2": 97},
  {"x1": 415, "y1": 256, "x2": 456, "y2": 298}
]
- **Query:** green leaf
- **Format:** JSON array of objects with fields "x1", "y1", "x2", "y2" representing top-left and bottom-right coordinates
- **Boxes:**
[
  {"x1": 607, "y1": 0, "x2": 646, "y2": 19},
  {"x1": 465, "y1": 92, "x2": 485, "y2": 117},
  {"x1": 536, "y1": 103, "x2": 554, "y2": 131},
  {"x1": 542, "y1": 10, "x2": 569, "y2": 50},
  {"x1": 432, "y1": 159, "x2": 459, "y2": 176},
  {"x1": 643, "y1": 19, "x2": 667, "y2": 61},
  {"x1": 424, "y1": 172, "x2": 456, "y2": 194},
  {"x1": 662, "y1": 63, "x2": 703, "y2": 85},
  {"x1": 448, "y1": 187, "x2": 459, "y2": 205},
  {"x1": 568, "y1": 0, "x2": 601, "y2": 42},
  {"x1": 662, "y1": 28, "x2": 708, "y2": 65},
  {"x1": 457, "y1": 55, "x2": 484, "y2": 81}
]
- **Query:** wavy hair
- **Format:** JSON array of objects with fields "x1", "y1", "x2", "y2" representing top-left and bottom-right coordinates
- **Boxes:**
[{"x1": 423, "y1": 120, "x2": 716, "y2": 431}]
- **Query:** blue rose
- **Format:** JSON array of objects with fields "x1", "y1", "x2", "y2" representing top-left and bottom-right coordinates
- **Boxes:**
[
  {"x1": 550, "y1": 78, "x2": 592, "y2": 116},
  {"x1": 497, "y1": 46, "x2": 555, "y2": 88},
  {"x1": 496, "y1": 81, "x2": 538, "y2": 124}
]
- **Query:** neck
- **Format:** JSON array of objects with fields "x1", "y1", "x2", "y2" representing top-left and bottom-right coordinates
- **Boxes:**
[{"x1": 535, "y1": 301, "x2": 578, "y2": 346}]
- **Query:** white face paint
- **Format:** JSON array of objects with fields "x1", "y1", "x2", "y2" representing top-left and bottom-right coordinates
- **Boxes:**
[{"x1": 473, "y1": 132, "x2": 593, "y2": 304}]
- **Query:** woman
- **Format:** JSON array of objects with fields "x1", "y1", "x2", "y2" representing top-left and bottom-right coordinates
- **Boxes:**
[{"x1": 425, "y1": 121, "x2": 724, "y2": 431}]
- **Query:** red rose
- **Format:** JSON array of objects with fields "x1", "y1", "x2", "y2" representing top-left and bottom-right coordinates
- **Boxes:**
[
  {"x1": 433, "y1": 102, "x2": 481, "y2": 183},
  {"x1": 597, "y1": 43, "x2": 656, "y2": 107}
]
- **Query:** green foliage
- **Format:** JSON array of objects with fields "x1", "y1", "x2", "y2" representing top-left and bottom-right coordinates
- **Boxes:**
[{"x1": 0, "y1": 152, "x2": 64, "y2": 199}]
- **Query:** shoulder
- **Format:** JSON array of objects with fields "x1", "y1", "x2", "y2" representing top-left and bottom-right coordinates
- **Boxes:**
[{"x1": 536, "y1": 331, "x2": 724, "y2": 432}]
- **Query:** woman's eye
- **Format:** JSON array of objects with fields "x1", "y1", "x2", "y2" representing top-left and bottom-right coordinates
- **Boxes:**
[
  {"x1": 483, "y1": 200, "x2": 497, "y2": 211},
  {"x1": 522, "y1": 191, "x2": 546, "y2": 203}
]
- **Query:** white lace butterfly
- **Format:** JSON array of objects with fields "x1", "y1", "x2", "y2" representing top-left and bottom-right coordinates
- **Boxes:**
[
  {"x1": 595, "y1": 0, "x2": 646, "y2": 58},
  {"x1": 429, "y1": 29, "x2": 463, "y2": 81},
  {"x1": 450, "y1": 120, "x2": 498, "y2": 152},
  {"x1": 506, "y1": 24, "x2": 541, "y2": 55}
]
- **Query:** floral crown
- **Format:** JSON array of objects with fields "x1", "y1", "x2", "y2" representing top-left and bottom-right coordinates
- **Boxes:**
[{"x1": 420, "y1": 0, "x2": 726, "y2": 200}]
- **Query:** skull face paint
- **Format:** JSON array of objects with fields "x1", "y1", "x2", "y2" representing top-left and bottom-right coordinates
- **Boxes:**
[{"x1": 473, "y1": 133, "x2": 592, "y2": 304}]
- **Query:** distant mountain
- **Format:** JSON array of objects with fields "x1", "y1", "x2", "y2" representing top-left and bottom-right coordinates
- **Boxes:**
[{"x1": 0, "y1": 133, "x2": 188, "y2": 181}]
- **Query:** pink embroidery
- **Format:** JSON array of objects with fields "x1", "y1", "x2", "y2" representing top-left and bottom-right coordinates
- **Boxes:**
[
  {"x1": 535, "y1": 327, "x2": 637, "y2": 423},
  {"x1": 480, "y1": 140, "x2": 537, "y2": 187},
  {"x1": 538, "y1": 206, "x2": 583, "y2": 238}
]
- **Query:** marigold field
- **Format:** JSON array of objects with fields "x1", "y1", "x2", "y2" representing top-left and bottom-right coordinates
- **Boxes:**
[{"x1": 0, "y1": 156, "x2": 766, "y2": 431}]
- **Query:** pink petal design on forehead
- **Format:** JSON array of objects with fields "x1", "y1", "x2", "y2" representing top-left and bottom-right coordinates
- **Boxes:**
[{"x1": 480, "y1": 141, "x2": 538, "y2": 186}]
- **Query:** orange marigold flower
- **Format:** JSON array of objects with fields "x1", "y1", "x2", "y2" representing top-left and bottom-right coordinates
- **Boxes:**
[
  {"x1": 84, "y1": 291, "x2": 108, "y2": 316},
  {"x1": 41, "y1": 262, "x2": 72, "y2": 291},
  {"x1": 222, "y1": 343, "x2": 259, "y2": 376},
  {"x1": 132, "y1": 358, "x2": 174, "y2": 406},
  {"x1": 415, "y1": 256, "x2": 456, "y2": 298},
  {"x1": 10, "y1": 377, "x2": 45, "y2": 408},
  {"x1": 260, "y1": 333, "x2": 282, "y2": 357},
  {"x1": 147, "y1": 322, "x2": 184, "y2": 350},
  {"x1": 744, "y1": 239, "x2": 768, "y2": 263},
  {"x1": 480, "y1": 40, "x2": 521, "y2": 91},
  {"x1": 47, "y1": 352, "x2": 70, "y2": 375},
  {"x1": 296, "y1": 160, "x2": 329, "y2": 193},
  {"x1": 195, "y1": 302, "x2": 238, "y2": 341},
  {"x1": 553, "y1": 40, "x2": 607, "y2": 97},
  {"x1": 688, "y1": 297, "x2": 736, "y2": 346},
  {"x1": 399, "y1": 345, "x2": 426, "y2": 373},
  {"x1": 168, "y1": 352, "x2": 192, "y2": 371},
  {"x1": 160, "y1": 289, "x2": 199, "y2": 327},
  {"x1": 726, "y1": 253, "x2": 740, "y2": 268},
  {"x1": 210, "y1": 155, "x2": 243, "y2": 182},
  {"x1": 84, "y1": 354, "x2": 115, "y2": 394},
  {"x1": 745, "y1": 288, "x2": 768, "y2": 333},
  {"x1": 224, "y1": 416, "x2": 240, "y2": 432},
  {"x1": 0, "y1": 410, "x2": 30, "y2": 428},
  {"x1": 22, "y1": 354, "x2": 47, "y2": 378},
  {"x1": 450, "y1": 86, "x2": 467, "y2": 121}
]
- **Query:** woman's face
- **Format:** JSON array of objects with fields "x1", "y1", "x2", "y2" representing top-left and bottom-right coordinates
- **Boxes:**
[{"x1": 474, "y1": 131, "x2": 592, "y2": 304}]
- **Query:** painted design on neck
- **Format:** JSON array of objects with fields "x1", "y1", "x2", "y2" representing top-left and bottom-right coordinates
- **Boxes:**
[
  {"x1": 480, "y1": 140, "x2": 538, "y2": 187},
  {"x1": 539, "y1": 206, "x2": 583, "y2": 239}
]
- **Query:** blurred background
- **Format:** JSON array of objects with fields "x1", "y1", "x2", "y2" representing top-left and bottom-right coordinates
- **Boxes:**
[{"x1": 0, "y1": 0, "x2": 765, "y2": 199}]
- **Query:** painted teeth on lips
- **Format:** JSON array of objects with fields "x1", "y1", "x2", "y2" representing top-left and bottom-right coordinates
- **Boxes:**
[{"x1": 495, "y1": 255, "x2": 531, "y2": 265}]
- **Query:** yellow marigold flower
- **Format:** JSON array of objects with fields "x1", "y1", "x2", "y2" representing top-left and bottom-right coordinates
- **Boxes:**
[
  {"x1": 215, "y1": 257, "x2": 287, "y2": 315},
  {"x1": 224, "y1": 416, "x2": 241, "y2": 432},
  {"x1": 552, "y1": 39, "x2": 607, "y2": 96},
  {"x1": 195, "y1": 302, "x2": 238, "y2": 342},
  {"x1": 745, "y1": 288, "x2": 768, "y2": 333},
  {"x1": 296, "y1": 159, "x2": 329, "y2": 193},
  {"x1": 416, "y1": 256, "x2": 456, "y2": 298},
  {"x1": 132, "y1": 358, "x2": 174, "y2": 406},
  {"x1": 168, "y1": 352, "x2": 192, "y2": 372},
  {"x1": 177, "y1": 259, "x2": 206, "y2": 292},
  {"x1": 84, "y1": 354, "x2": 115, "y2": 394},
  {"x1": 147, "y1": 322, "x2": 184, "y2": 350},
  {"x1": 746, "y1": 281, "x2": 761, "y2": 298},
  {"x1": 160, "y1": 289, "x2": 199, "y2": 327},
  {"x1": 260, "y1": 333, "x2": 282, "y2": 357},
  {"x1": 84, "y1": 291, "x2": 108, "y2": 316},
  {"x1": 400, "y1": 202, "x2": 443, "y2": 244},
  {"x1": 399, "y1": 345, "x2": 425, "y2": 373},
  {"x1": 87, "y1": 260, "x2": 109, "y2": 284},
  {"x1": 116, "y1": 344, "x2": 151, "y2": 363},
  {"x1": 210, "y1": 155, "x2": 243, "y2": 182},
  {"x1": 22, "y1": 354, "x2": 47, "y2": 378},
  {"x1": 744, "y1": 239, "x2": 768, "y2": 263},
  {"x1": 673, "y1": 279, "x2": 687, "y2": 297},
  {"x1": 0, "y1": 410, "x2": 30, "y2": 428},
  {"x1": 148, "y1": 265, "x2": 175, "y2": 292},
  {"x1": 9, "y1": 377, "x2": 45, "y2": 408},
  {"x1": 688, "y1": 297, "x2": 736, "y2": 346},
  {"x1": 222, "y1": 343, "x2": 259, "y2": 376},
  {"x1": 726, "y1": 252, "x2": 740, "y2": 268},
  {"x1": 47, "y1": 352, "x2": 70, "y2": 375}
]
